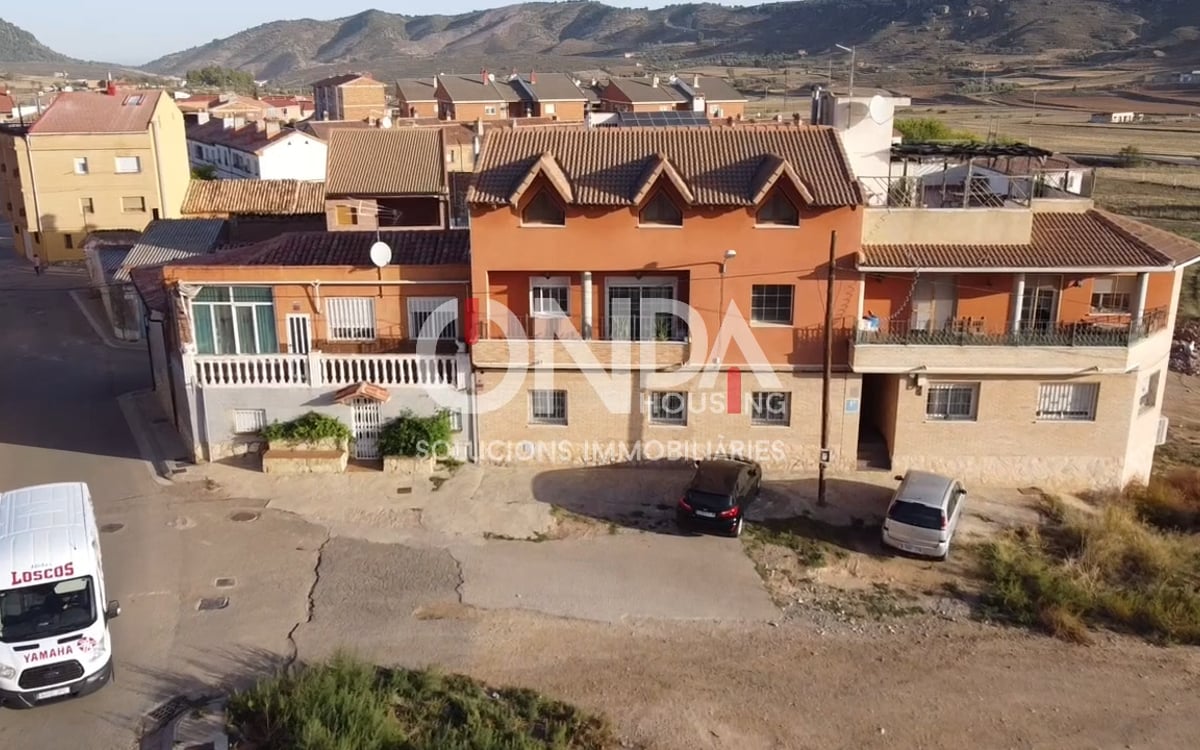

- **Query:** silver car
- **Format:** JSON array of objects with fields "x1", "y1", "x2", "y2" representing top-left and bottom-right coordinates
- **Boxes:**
[{"x1": 880, "y1": 470, "x2": 966, "y2": 560}]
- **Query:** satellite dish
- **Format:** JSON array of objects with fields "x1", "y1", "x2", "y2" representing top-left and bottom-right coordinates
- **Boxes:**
[
  {"x1": 868, "y1": 94, "x2": 890, "y2": 125},
  {"x1": 369, "y1": 241, "x2": 392, "y2": 268}
]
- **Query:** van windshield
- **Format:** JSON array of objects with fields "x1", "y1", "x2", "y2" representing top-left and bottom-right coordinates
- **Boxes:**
[
  {"x1": 0, "y1": 577, "x2": 96, "y2": 643},
  {"x1": 887, "y1": 501, "x2": 944, "y2": 530}
]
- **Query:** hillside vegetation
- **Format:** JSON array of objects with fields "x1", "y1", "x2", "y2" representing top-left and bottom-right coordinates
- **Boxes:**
[
  {"x1": 143, "y1": 0, "x2": 1200, "y2": 82},
  {"x1": 0, "y1": 17, "x2": 71, "y2": 62}
]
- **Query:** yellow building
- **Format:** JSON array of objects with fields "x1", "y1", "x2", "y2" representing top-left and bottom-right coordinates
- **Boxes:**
[{"x1": 0, "y1": 89, "x2": 190, "y2": 262}]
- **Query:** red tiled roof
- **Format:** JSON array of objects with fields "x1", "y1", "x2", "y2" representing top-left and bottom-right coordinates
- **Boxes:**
[
  {"x1": 0, "y1": 94, "x2": 17, "y2": 114},
  {"x1": 860, "y1": 210, "x2": 1200, "y2": 270},
  {"x1": 469, "y1": 127, "x2": 862, "y2": 207},
  {"x1": 326, "y1": 128, "x2": 446, "y2": 195},
  {"x1": 186, "y1": 119, "x2": 316, "y2": 154},
  {"x1": 30, "y1": 90, "x2": 164, "y2": 134}
]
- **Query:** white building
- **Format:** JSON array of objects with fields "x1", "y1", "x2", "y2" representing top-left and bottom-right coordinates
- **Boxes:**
[
  {"x1": 810, "y1": 87, "x2": 911, "y2": 205},
  {"x1": 187, "y1": 115, "x2": 328, "y2": 181},
  {"x1": 1090, "y1": 112, "x2": 1142, "y2": 124}
]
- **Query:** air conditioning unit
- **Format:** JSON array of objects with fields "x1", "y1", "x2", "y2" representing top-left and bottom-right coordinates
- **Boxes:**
[{"x1": 1156, "y1": 416, "x2": 1169, "y2": 446}]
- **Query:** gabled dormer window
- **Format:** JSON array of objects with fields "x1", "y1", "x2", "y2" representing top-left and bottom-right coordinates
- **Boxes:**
[
  {"x1": 639, "y1": 191, "x2": 682, "y2": 227},
  {"x1": 757, "y1": 191, "x2": 799, "y2": 226},
  {"x1": 522, "y1": 190, "x2": 565, "y2": 226}
]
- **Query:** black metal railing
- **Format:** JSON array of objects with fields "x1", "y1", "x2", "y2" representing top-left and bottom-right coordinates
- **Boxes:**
[{"x1": 856, "y1": 308, "x2": 1168, "y2": 347}]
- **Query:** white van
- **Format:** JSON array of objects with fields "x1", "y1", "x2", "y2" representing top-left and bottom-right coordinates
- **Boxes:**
[{"x1": 0, "y1": 483, "x2": 120, "y2": 707}]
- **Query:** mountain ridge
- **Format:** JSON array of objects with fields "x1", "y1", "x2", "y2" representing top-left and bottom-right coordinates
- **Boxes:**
[{"x1": 0, "y1": 17, "x2": 73, "y2": 63}]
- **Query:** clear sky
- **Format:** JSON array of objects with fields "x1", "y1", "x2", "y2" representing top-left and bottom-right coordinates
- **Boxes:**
[{"x1": 5, "y1": 1, "x2": 727, "y2": 66}]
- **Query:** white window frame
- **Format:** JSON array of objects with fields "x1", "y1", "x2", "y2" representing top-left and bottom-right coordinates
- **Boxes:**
[
  {"x1": 448, "y1": 409, "x2": 465, "y2": 433},
  {"x1": 529, "y1": 389, "x2": 567, "y2": 425},
  {"x1": 530, "y1": 276, "x2": 570, "y2": 318},
  {"x1": 484, "y1": 105, "x2": 497, "y2": 116},
  {"x1": 544, "y1": 102, "x2": 556, "y2": 115},
  {"x1": 1036, "y1": 382, "x2": 1099, "y2": 422},
  {"x1": 325, "y1": 297, "x2": 376, "y2": 341},
  {"x1": 79, "y1": 197, "x2": 94, "y2": 214},
  {"x1": 120, "y1": 195, "x2": 146, "y2": 213},
  {"x1": 192, "y1": 286, "x2": 277, "y2": 355},
  {"x1": 649, "y1": 391, "x2": 687, "y2": 426},
  {"x1": 750, "y1": 284, "x2": 795, "y2": 326},
  {"x1": 925, "y1": 382, "x2": 979, "y2": 421},
  {"x1": 114, "y1": 156, "x2": 142, "y2": 174},
  {"x1": 232, "y1": 408, "x2": 267, "y2": 434},
  {"x1": 1090, "y1": 275, "x2": 1136, "y2": 314},
  {"x1": 751, "y1": 391, "x2": 790, "y2": 426},
  {"x1": 407, "y1": 297, "x2": 459, "y2": 340},
  {"x1": 73, "y1": 157, "x2": 88, "y2": 175}
]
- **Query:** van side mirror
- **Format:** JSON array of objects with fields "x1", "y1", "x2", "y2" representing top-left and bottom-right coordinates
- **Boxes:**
[{"x1": 105, "y1": 601, "x2": 121, "y2": 620}]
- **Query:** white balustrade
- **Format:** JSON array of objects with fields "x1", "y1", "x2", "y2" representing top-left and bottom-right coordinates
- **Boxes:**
[{"x1": 193, "y1": 352, "x2": 461, "y2": 389}]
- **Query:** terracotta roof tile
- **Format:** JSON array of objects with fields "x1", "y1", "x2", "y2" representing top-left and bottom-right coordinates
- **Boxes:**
[
  {"x1": 860, "y1": 210, "x2": 1200, "y2": 269},
  {"x1": 300, "y1": 119, "x2": 376, "y2": 140},
  {"x1": 186, "y1": 119, "x2": 316, "y2": 154},
  {"x1": 30, "y1": 90, "x2": 164, "y2": 134},
  {"x1": 326, "y1": 128, "x2": 446, "y2": 195},
  {"x1": 182, "y1": 179, "x2": 326, "y2": 216},
  {"x1": 396, "y1": 78, "x2": 437, "y2": 102},
  {"x1": 0, "y1": 94, "x2": 14, "y2": 114},
  {"x1": 162, "y1": 229, "x2": 469, "y2": 267},
  {"x1": 469, "y1": 127, "x2": 862, "y2": 207}
]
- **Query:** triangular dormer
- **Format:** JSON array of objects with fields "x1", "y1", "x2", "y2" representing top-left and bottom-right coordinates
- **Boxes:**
[
  {"x1": 508, "y1": 152, "x2": 573, "y2": 207},
  {"x1": 631, "y1": 152, "x2": 695, "y2": 206}
]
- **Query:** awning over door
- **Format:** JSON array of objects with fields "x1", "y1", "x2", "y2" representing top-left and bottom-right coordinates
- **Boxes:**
[{"x1": 332, "y1": 381, "x2": 390, "y2": 404}]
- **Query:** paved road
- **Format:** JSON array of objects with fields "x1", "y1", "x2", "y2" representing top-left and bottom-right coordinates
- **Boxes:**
[{"x1": 0, "y1": 230, "x2": 321, "y2": 748}]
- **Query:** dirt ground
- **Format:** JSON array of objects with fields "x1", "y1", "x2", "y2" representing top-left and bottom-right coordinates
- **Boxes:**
[{"x1": 1158, "y1": 372, "x2": 1200, "y2": 470}]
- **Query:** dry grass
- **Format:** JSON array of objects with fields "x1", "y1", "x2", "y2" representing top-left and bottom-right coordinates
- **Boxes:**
[
  {"x1": 975, "y1": 495, "x2": 1200, "y2": 645},
  {"x1": 1126, "y1": 469, "x2": 1200, "y2": 533}
]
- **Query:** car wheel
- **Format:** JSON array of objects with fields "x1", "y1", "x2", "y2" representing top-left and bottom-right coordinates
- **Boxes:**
[{"x1": 732, "y1": 516, "x2": 744, "y2": 538}]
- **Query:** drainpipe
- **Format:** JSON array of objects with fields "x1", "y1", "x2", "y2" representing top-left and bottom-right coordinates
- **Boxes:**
[
  {"x1": 581, "y1": 271, "x2": 593, "y2": 340},
  {"x1": 150, "y1": 116, "x2": 170, "y2": 217}
]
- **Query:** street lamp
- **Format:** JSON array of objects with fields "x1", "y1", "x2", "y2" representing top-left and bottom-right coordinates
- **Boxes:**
[
  {"x1": 721, "y1": 248, "x2": 737, "y2": 275},
  {"x1": 835, "y1": 43, "x2": 856, "y2": 98}
]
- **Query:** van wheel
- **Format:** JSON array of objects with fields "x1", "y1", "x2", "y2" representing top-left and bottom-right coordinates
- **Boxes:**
[{"x1": 731, "y1": 516, "x2": 744, "y2": 538}]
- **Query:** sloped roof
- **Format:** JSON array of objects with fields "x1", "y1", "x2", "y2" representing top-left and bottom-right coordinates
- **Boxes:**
[
  {"x1": 859, "y1": 210, "x2": 1200, "y2": 270},
  {"x1": 300, "y1": 119, "x2": 376, "y2": 140},
  {"x1": 0, "y1": 93, "x2": 17, "y2": 114},
  {"x1": 311, "y1": 73, "x2": 382, "y2": 88},
  {"x1": 115, "y1": 219, "x2": 228, "y2": 282},
  {"x1": 604, "y1": 78, "x2": 686, "y2": 104},
  {"x1": 396, "y1": 78, "x2": 437, "y2": 102},
  {"x1": 972, "y1": 154, "x2": 1085, "y2": 175},
  {"x1": 182, "y1": 179, "x2": 326, "y2": 216},
  {"x1": 469, "y1": 127, "x2": 862, "y2": 208},
  {"x1": 675, "y1": 75, "x2": 745, "y2": 102},
  {"x1": 186, "y1": 120, "x2": 319, "y2": 155},
  {"x1": 160, "y1": 229, "x2": 469, "y2": 267},
  {"x1": 437, "y1": 74, "x2": 510, "y2": 103},
  {"x1": 30, "y1": 90, "x2": 163, "y2": 134},
  {"x1": 326, "y1": 128, "x2": 446, "y2": 195},
  {"x1": 509, "y1": 73, "x2": 587, "y2": 102}
]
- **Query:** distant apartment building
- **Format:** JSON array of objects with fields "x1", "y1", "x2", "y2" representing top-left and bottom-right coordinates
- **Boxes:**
[
  {"x1": 187, "y1": 116, "x2": 327, "y2": 180},
  {"x1": 311, "y1": 73, "x2": 388, "y2": 122},
  {"x1": 0, "y1": 88, "x2": 190, "y2": 262}
]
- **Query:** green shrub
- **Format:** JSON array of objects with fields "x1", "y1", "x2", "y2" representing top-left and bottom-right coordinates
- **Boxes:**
[
  {"x1": 260, "y1": 412, "x2": 351, "y2": 444},
  {"x1": 379, "y1": 410, "x2": 453, "y2": 458},
  {"x1": 974, "y1": 498, "x2": 1200, "y2": 645},
  {"x1": 226, "y1": 654, "x2": 614, "y2": 750}
]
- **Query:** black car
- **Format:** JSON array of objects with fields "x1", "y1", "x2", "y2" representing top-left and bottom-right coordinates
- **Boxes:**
[{"x1": 676, "y1": 457, "x2": 763, "y2": 537}]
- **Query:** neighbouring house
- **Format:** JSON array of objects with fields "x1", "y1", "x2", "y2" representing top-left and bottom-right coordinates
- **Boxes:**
[
  {"x1": 129, "y1": 229, "x2": 472, "y2": 463},
  {"x1": 855, "y1": 142, "x2": 1200, "y2": 489},
  {"x1": 87, "y1": 218, "x2": 228, "y2": 341},
  {"x1": 599, "y1": 75, "x2": 747, "y2": 119},
  {"x1": 395, "y1": 79, "x2": 438, "y2": 119},
  {"x1": 466, "y1": 127, "x2": 865, "y2": 471},
  {"x1": 810, "y1": 87, "x2": 912, "y2": 193},
  {"x1": 187, "y1": 117, "x2": 327, "y2": 180},
  {"x1": 968, "y1": 153, "x2": 1093, "y2": 198},
  {"x1": 0, "y1": 92, "x2": 14, "y2": 122},
  {"x1": 180, "y1": 178, "x2": 327, "y2": 242},
  {"x1": 506, "y1": 73, "x2": 588, "y2": 120},
  {"x1": 0, "y1": 87, "x2": 191, "y2": 263},
  {"x1": 324, "y1": 128, "x2": 450, "y2": 230},
  {"x1": 260, "y1": 96, "x2": 314, "y2": 122},
  {"x1": 311, "y1": 73, "x2": 388, "y2": 122},
  {"x1": 1090, "y1": 111, "x2": 1142, "y2": 124},
  {"x1": 435, "y1": 72, "x2": 519, "y2": 121}
]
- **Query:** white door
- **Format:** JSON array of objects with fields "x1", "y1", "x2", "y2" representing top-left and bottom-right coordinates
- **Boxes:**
[
  {"x1": 287, "y1": 314, "x2": 311, "y2": 354},
  {"x1": 350, "y1": 398, "x2": 381, "y2": 460}
]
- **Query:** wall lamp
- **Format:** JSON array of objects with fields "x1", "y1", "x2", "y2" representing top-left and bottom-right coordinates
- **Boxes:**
[{"x1": 721, "y1": 248, "x2": 737, "y2": 275}]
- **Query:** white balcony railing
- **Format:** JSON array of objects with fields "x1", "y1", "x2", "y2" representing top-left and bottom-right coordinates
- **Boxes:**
[{"x1": 191, "y1": 352, "x2": 466, "y2": 389}]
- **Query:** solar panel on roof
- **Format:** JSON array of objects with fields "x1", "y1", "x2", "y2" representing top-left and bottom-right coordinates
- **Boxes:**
[{"x1": 615, "y1": 110, "x2": 711, "y2": 128}]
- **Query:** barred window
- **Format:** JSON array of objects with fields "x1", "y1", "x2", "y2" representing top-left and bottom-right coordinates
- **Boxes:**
[
  {"x1": 925, "y1": 383, "x2": 978, "y2": 421},
  {"x1": 530, "y1": 390, "x2": 567, "y2": 425},
  {"x1": 326, "y1": 297, "x2": 376, "y2": 341},
  {"x1": 649, "y1": 391, "x2": 687, "y2": 425},
  {"x1": 1036, "y1": 382, "x2": 1098, "y2": 421},
  {"x1": 232, "y1": 409, "x2": 267, "y2": 434},
  {"x1": 751, "y1": 392, "x2": 790, "y2": 425}
]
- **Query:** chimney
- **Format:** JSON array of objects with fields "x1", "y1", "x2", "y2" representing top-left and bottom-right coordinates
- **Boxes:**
[
  {"x1": 651, "y1": 75, "x2": 660, "y2": 88},
  {"x1": 481, "y1": 68, "x2": 487, "y2": 84},
  {"x1": 530, "y1": 70, "x2": 536, "y2": 85},
  {"x1": 222, "y1": 116, "x2": 234, "y2": 130},
  {"x1": 105, "y1": 81, "x2": 117, "y2": 96},
  {"x1": 693, "y1": 75, "x2": 700, "y2": 88},
  {"x1": 196, "y1": 111, "x2": 210, "y2": 125},
  {"x1": 233, "y1": 116, "x2": 246, "y2": 129},
  {"x1": 265, "y1": 120, "x2": 280, "y2": 138}
]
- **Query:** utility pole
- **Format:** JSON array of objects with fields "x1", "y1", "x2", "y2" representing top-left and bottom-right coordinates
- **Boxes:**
[{"x1": 818, "y1": 230, "x2": 836, "y2": 507}]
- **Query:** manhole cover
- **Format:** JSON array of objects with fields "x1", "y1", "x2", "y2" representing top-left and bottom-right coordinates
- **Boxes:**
[
  {"x1": 196, "y1": 597, "x2": 229, "y2": 611},
  {"x1": 214, "y1": 577, "x2": 236, "y2": 588},
  {"x1": 100, "y1": 523, "x2": 125, "y2": 534},
  {"x1": 229, "y1": 511, "x2": 259, "y2": 523}
]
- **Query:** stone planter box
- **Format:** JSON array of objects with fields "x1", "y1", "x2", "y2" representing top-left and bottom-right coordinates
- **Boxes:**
[
  {"x1": 383, "y1": 454, "x2": 437, "y2": 476},
  {"x1": 262, "y1": 437, "x2": 349, "y2": 474}
]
